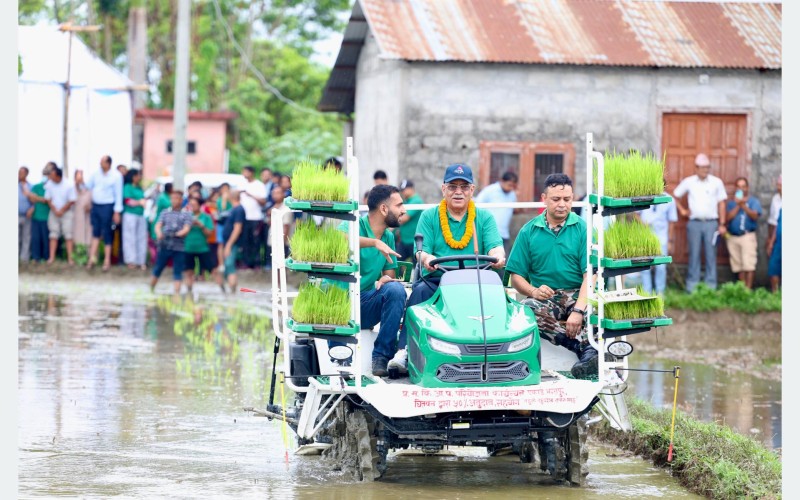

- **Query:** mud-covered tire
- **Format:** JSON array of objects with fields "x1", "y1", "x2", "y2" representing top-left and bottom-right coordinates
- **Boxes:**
[
  {"x1": 565, "y1": 414, "x2": 589, "y2": 486},
  {"x1": 321, "y1": 402, "x2": 387, "y2": 481}
]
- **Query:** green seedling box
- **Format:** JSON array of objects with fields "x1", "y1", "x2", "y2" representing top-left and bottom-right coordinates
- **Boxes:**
[
  {"x1": 589, "y1": 193, "x2": 673, "y2": 208},
  {"x1": 315, "y1": 375, "x2": 377, "y2": 387},
  {"x1": 286, "y1": 258, "x2": 358, "y2": 275},
  {"x1": 287, "y1": 318, "x2": 360, "y2": 335},
  {"x1": 590, "y1": 253, "x2": 672, "y2": 269},
  {"x1": 589, "y1": 315, "x2": 672, "y2": 330},
  {"x1": 286, "y1": 198, "x2": 359, "y2": 213}
]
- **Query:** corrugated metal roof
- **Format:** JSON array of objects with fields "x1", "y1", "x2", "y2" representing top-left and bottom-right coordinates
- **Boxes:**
[{"x1": 319, "y1": 0, "x2": 781, "y2": 113}]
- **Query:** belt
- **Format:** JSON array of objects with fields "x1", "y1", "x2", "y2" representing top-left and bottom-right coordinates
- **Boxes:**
[
  {"x1": 690, "y1": 218, "x2": 718, "y2": 222},
  {"x1": 730, "y1": 230, "x2": 756, "y2": 236}
]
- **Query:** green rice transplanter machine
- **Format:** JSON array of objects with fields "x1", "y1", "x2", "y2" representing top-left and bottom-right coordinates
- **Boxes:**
[{"x1": 263, "y1": 134, "x2": 673, "y2": 484}]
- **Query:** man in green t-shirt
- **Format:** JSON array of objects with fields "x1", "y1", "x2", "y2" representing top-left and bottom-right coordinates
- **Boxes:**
[
  {"x1": 396, "y1": 179, "x2": 424, "y2": 263},
  {"x1": 27, "y1": 163, "x2": 55, "y2": 262},
  {"x1": 390, "y1": 163, "x2": 506, "y2": 374},
  {"x1": 332, "y1": 184, "x2": 407, "y2": 377},
  {"x1": 506, "y1": 173, "x2": 598, "y2": 378}
]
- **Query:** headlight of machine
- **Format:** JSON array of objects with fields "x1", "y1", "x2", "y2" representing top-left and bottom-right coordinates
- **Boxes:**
[
  {"x1": 507, "y1": 334, "x2": 533, "y2": 353},
  {"x1": 429, "y1": 337, "x2": 461, "y2": 355}
]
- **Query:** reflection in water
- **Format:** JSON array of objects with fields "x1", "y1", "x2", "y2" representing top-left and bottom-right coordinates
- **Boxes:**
[
  {"x1": 627, "y1": 354, "x2": 781, "y2": 450},
  {"x1": 18, "y1": 284, "x2": 702, "y2": 498}
]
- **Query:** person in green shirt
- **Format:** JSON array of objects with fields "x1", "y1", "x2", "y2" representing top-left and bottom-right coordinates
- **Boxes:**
[
  {"x1": 122, "y1": 169, "x2": 148, "y2": 269},
  {"x1": 396, "y1": 179, "x2": 424, "y2": 263},
  {"x1": 27, "y1": 163, "x2": 55, "y2": 262},
  {"x1": 183, "y1": 194, "x2": 224, "y2": 293},
  {"x1": 390, "y1": 163, "x2": 506, "y2": 374},
  {"x1": 506, "y1": 173, "x2": 598, "y2": 379},
  {"x1": 330, "y1": 184, "x2": 407, "y2": 377}
]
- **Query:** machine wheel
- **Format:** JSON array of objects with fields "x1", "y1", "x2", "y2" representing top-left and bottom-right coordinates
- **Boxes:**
[
  {"x1": 322, "y1": 401, "x2": 388, "y2": 481},
  {"x1": 537, "y1": 415, "x2": 589, "y2": 486}
]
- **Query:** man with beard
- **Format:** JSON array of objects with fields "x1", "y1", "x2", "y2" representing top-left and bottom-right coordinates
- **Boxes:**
[
  {"x1": 389, "y1": 163, "x2": 505, "y2": 375},
  {"x1": 506, "y1": 173, "x2": 598, "y2": 378},
  {"x1": 329, "y1": 184, "x2": 408, "y2": 376}
]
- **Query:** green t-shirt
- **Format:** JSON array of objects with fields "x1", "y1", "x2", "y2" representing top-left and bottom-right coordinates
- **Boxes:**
[
  {"x1": 399, "y1": 193, "x2": 424, "y2": 244},
  {"x1": 336, "y1": 216, "x2": 398, "y2": 292},
  {"x1": 32, "y1": 182, "x2": 50, "y2": 222},
  {"x1": 416, "y1": 204, "x2": 503, "y2": 277},
  {"x1": 184, "y1": 212, "x2": 213, "y2": 253},
  {"x1": 506, "y1": 211, "x2": 587, "y2": 290},
  {"x1": 123, "y1": 184, "x2": 145, "y2": 216}
]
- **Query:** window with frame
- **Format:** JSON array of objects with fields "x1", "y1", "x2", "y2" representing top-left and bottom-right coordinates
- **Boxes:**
[
  {"x1": 166, "y1": 140, "x2": 197, "y2": 154},
  {"x1": 478, "y1": 141, "x2": 575, "y2": 203}
]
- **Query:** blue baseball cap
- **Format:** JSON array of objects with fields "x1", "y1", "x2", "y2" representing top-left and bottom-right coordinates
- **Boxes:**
[{"x1": 443, "y1": 163, "x2": 474, "y2": 184}]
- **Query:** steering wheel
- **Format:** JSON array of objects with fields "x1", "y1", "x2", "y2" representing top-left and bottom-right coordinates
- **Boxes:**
[{"x1": 427, "y1": 254, "x2": 498, "y2": 272}]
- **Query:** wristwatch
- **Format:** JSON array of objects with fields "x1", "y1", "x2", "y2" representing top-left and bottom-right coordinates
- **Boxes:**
[{"x1": 572, "y1": 307, "x2": 586, "y2": 316}]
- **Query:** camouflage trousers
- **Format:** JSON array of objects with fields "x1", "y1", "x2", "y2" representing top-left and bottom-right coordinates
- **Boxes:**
[{"x1": 520, "y1": 288, "x2": 589, "y2": 355}]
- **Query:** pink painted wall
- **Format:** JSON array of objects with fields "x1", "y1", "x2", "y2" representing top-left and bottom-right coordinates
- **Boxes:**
[{"x1": 140, "y1": 116, "x2": 229, "y2": 182}]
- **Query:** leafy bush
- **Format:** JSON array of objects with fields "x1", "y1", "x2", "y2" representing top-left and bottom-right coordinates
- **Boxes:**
[{"x1": 664, "y1": 282, "x2": 781, "y2": 314}]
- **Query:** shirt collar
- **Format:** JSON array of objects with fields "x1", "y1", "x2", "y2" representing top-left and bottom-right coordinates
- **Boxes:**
[{"x1": 533, "y1": 210, "x2": 580, "y2": 229}]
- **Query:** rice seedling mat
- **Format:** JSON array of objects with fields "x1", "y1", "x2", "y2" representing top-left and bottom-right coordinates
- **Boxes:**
[
  {"x1": 590, "y1": 288, "x2": 672, "y2": 331},
  {"x1": 287, "y1": 318, "x2": 360, "y2": 336}
]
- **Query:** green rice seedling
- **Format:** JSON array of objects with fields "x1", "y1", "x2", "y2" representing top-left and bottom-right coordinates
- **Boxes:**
[
  {"x1": 602, "y1": 289, "x2": 665, "y2": 320},
  {"x1": 604, "y1": 218, "x2": 662, "y2": 259},
  {"x1": 290, "y1": 219, "x2": 350, "y2": 263},
  {"x1": 594, "y1": 149, "x2": 665, "y2": 198},
  {"x1": 291, "y1": 158, "x2": 350, "y2": 202},
  {"x1": 292, "y1": 283, "x2": 351, "y2": 325}
]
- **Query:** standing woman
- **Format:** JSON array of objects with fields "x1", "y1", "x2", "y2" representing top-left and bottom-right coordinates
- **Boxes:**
[
  {"x1": 72, "y1": 169, "x2": 93, "y2": 249},
  {"x1": 215, "y1": 183, "x2": 233, "y2": 272},
  {"x1": 122, "y1": 169, "x2": 148, "y2": 270}
]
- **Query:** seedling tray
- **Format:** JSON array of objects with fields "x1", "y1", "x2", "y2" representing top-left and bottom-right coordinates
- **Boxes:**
[
  {"x1": 286, "y1": 198, "x2": 359, "y2": 213},
  {"x1": 288, "y1": 318, "x2": 360, "y2": 336},
  {"x1": 286, "y1": 258, "x2": 358, "y2": 275},
  {"x1": 589, "y1": 315, "x2": 672, "y2": 330},
  {"x1": 315, "y1": 375, "x2": 377, "y2": 387},
  {"x1": 590, "y1": 254, "x2": 672, "y2": 269},
  {"x1": 589, "y1": 193, "x2": 673, "y2": 208}
]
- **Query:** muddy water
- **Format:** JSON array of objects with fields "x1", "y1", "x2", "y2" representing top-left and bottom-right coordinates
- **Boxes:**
[
  {"x1": 625, "y1": 355, "x2": 782, "y2": 450},
  {"x1": 18, "y1": 276, "x2": 701, "y2": 498}
]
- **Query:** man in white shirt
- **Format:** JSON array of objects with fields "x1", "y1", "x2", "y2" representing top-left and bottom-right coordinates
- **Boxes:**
[
  {"x1": 239, "y1": 165, "x2": 267, "y2": 269},
  {"x1": 85, "y1": 155, "x2": 123, "y2": 271},
  {"x1": 44, "y1": 165, "x2": 77, "y2": 265},
  {"x1": 672, "y1": 153, "x2": 728, "y2": 292},
  {"x1": 474, "y1": 171, "x2": 519, "y2": 255}
]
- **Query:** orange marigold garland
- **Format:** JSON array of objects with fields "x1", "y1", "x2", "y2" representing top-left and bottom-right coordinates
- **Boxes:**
[{"x1": 439, "y1": 199, "x2": 476, "y2": 249}]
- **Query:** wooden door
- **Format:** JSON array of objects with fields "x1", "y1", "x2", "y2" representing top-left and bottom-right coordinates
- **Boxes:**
[{"x1": 662, "y1": 113, "x2": 749, "y2": 265}]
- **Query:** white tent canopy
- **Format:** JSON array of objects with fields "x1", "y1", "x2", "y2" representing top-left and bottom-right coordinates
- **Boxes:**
[{"x1": 18, "y1": 25, "x2": 134, "y2": 184}]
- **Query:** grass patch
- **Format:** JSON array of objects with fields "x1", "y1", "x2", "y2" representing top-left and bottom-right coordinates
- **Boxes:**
[
  {"x1": 595, "y1": 149, "x2": 666, "y2": 198},
  {"x1": 291, "y1": 158, "x2": 350, "y2": 202},
  {"x1": 591, "y1": 396, "x2": 782, "y2": 499},
  {"x1": 605, "y1": 218, "x2": 662, "y2": 259},
  {"x1": 601, "y1": 289, "x2": 665, "y2": 319},
  {"x1": 290, "y1": 219, "x2": 350, "y2": 263},
  {"x1": 664, "y1": 282, "x2": 782, "y2": 314},
  {"x1": 292, "y1": 283, "x2": 351, "y2": 325}
]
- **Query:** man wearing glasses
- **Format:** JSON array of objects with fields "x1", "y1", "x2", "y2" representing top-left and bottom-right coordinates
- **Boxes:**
[{"x1": 387, "y1": 163, "x2": 506, "y2": 374}]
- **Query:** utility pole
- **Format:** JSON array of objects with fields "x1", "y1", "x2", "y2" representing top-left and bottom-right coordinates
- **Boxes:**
[
  {"x1": 172, "y1": 0, "x2": 191, "y2": 191},
  {"x1": 59, "y1": 22, "x2": 101, "y2": 178}
]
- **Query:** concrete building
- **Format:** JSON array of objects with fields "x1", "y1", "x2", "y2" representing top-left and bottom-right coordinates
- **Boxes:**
[
  {"x1": 134, "y1": 109, "x2": 237, "y2": 182},
  {"x1": 319, "y1": 0, "x2": 781, "y2": 284}
]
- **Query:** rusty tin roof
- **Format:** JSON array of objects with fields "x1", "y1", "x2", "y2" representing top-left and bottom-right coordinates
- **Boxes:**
[{"x1": 320, "y1": 0, "x2": 781, "y2": 112}]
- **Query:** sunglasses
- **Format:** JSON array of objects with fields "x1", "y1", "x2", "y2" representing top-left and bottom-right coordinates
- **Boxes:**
[{"x1": 445, "y1": 184, "x2": 472, "y2": 193}]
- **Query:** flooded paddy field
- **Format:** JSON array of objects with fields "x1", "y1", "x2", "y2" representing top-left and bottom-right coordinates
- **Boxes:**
[{"x1": 18, "y1": 272, "x2": 772, "y2": 497}]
